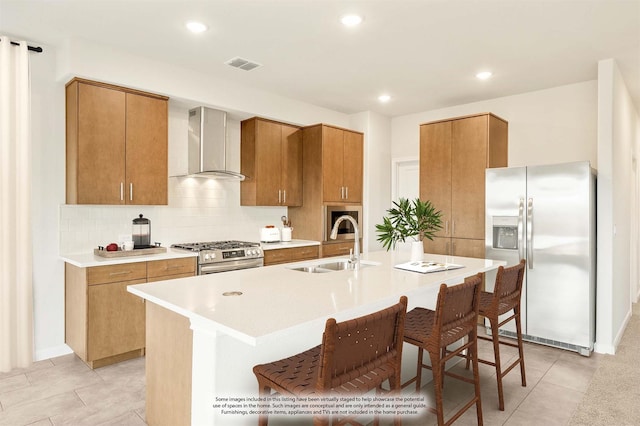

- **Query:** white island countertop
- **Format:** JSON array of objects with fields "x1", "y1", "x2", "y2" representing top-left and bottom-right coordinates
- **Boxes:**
[{"x1": 128, "y1": 250, "x2": 505, "y2": 346}]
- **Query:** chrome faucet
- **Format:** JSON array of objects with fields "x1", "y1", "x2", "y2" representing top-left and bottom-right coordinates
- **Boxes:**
[{"x1": 330, "y1": 215, "x2": 360, "y2": 270}]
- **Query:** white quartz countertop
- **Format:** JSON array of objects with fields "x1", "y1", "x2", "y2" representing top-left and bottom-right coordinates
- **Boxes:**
[
  {"x1": 60, "y1": 248, "x2": 197, "y2": 267},
  {"x1": 260, "y1": 239, "x2": 320, "y2": 250},
  {"x1": 127, "y1": 250, "x2": 505, "y2": 346}
]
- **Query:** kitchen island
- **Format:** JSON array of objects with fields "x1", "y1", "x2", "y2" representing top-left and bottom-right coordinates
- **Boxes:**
[{"x1": 128, "y1": 250, "x2": 505, "y2": 426}]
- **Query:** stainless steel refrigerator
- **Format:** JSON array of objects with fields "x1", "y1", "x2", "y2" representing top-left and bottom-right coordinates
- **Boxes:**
[{"x1": 485, "y1": 161, "x2": 596, "y2": 356}]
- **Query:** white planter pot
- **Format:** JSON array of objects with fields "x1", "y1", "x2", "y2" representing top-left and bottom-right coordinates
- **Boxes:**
[{"x1": 410, "y1": 241, "x2": 424, "y2": 262}]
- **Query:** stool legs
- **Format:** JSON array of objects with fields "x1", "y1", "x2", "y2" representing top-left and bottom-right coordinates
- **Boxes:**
[
  {"x1": 515, "y1": 307, "x2": 527, "y2": 388},
  {"x1": 488, "y1": 317, "x2": 505, "y2": 411},
  {"x1": 419, "y1": 339, "x2": 483, "y2": 426},
  {"x1": 470, "y1": 330, "x2": 484, "y2": 426},
  {"x1": 484, "y1": 309, "x2": 527, "y2": 411},
  {"x1": 428, "y1": 350, "x2": 446, "y2": 426},
  {"x1": 257, "y1": 381, "x2": 271, "y2": 426}
]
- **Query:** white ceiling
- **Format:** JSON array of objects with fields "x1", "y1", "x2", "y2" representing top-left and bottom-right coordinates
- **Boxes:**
[{"x1": 2, "y1": 0, "x2": 639, "y2": 117}]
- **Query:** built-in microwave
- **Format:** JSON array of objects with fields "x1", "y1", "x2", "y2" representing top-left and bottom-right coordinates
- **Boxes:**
[{"x1": 325, "y1": 205, "x2": 363, "y2": 241}]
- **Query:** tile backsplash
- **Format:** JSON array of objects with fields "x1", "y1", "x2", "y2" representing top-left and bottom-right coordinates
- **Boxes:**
[{"x1": 60, "y1": 177, "x2": 288, "y2": 254}]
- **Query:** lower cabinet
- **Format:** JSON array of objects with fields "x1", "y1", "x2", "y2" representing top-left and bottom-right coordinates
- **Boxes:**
[
  {"x1": 263, "y1": 245, "x2": 319, "y2": 266},
  {"x1": 65, "y1": 256, "x2": 196, "y2": 368},
  {"x1": 321, "y1": 240, "x2": 360, "y2": 258},
  {"x1": 147, "y1": 258, "x2": 197, "y2": 282},
  {"x1": 451, "y1": 238, "x2": 485, "y2": 258},
  {"x1": 87, "y1": 279, "x2": 146, "y2": 364},
  {"x1": 422, "y1": 237, "x2": 485, "y2": 259}
]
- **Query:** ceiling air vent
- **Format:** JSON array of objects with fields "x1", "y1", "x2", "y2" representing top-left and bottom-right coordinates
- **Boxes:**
[{"x1": 225, "y1": 57, "x2": 262, "y2": 71}]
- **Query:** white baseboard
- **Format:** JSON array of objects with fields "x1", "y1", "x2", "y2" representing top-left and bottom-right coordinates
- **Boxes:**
[
  {"x1": 593, "y1": 342, "x2": 615, "y2": 354},
  {"x1": 613, "y1": 308, "x2": 634, "y2": 348},
  {"x1": 34, "y1": 344, "x2": 73, "y2": 362}
]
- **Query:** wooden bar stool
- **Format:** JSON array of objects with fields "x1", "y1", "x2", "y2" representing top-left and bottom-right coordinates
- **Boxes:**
[
  {"x1": 402, "y1": 274, "x2": 483, "y2": 426},
  {"x1": 473, "y1": 259, "x2": 527, "y2": 411},
  {"x1": 252, "y1": 296, "x2": 408, "y2": 426}
]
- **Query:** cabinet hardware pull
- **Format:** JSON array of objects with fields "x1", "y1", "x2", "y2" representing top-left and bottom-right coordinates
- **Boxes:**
[
  {"x1": 341, "y1": 186, "x2": 345, "y2": 199},
  {"x1": 345, "y1": 187, "x2": 348, "y2": 199},
  {"x1": 278, "y1": 190, "x2": 282, "y2": 204},
  {"x1": 518, "y1": 198, "x2": 525, "y2": 261},
  {"x1": 283, "y1": 190, "x2": 286, "y2": 204},
  {"x1": 120, "y1": 182, "x2": 124, "y2": 201},
  {"x1": 130, "y1": 183, "x2": 133, "y2": 201},
  {"x1": 109, "y1": 271, "x2": 131, "y2": 276},
  {"x1": 527, "y1": 198, "x2": 534, "y2": 269}
]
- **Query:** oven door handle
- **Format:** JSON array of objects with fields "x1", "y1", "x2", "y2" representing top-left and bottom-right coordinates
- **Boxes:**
[{"x1": 199, "y1": 258, "x2": 264, "y2": 274}]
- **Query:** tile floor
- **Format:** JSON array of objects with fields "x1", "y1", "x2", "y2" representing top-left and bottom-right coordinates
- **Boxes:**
[{"x1": 0, "y1": 333, "x2": 600, "y2": 426}]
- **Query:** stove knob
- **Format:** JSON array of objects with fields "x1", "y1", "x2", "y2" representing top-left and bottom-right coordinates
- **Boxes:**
[
  {"x1": 248, "y1": 249, "x2": 255, "y2": 256},
  {"x1": 204, "y1": 254, "x2": 210, "y2": 261}
]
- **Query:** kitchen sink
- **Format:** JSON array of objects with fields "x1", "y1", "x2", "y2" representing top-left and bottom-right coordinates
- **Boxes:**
[
  {"x1": 288, "y1": 265, "x2": 333, "y2": 273},
  {"x1": 287, "y1": 259, "x2": 379, "y2": 273}
]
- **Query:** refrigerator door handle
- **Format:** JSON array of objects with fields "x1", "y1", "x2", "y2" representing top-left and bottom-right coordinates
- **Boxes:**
[
  {"x1": 527, "y1": 197, "x2": 534, "y2": 269},
  {"x1": 518, "y1": 198, "x2": 525, "y2": 261}
]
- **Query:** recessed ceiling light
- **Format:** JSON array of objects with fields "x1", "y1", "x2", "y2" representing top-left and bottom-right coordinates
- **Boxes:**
[
  {"x1": 341, "y1": 14, "x2": 363, "y2": 27},
  {"x1": 378, "y1": 94, "x2": 391, "y2": 103},
  {"x1": 476, "y1": 71, "x2": 493, "y2": 80},
  {"x1": 186, "y1": 21, "x2": 208, "y2": 33}
]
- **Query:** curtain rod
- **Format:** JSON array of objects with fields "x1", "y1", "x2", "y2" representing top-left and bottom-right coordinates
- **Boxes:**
[{"x1": 9, "y1": 40, "x2": 43, "y2": 53}]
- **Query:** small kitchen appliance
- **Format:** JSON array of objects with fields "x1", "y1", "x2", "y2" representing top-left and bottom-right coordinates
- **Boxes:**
[
  {"x1": 260, "y1": 226, "x2": 281, "y2": 243},
  {"x1": 132, "y1": 214, "x2": 152, "y2": 249},
  {"x1": 171, "y1": 241, "x2": 263, "y2": 275}
]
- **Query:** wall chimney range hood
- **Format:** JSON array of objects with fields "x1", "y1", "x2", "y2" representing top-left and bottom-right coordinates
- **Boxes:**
[{"x1": 187, "y1": 106, "x2": 245, "y2": 180}]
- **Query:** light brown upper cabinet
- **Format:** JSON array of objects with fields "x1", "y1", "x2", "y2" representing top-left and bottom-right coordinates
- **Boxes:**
[
  {"x1": 287, "y1": 124, "x2": 364, "y2": 245},
  {"x1": 66, "y1": 78, "x2": 168, "y2": 205},
  {"x1": 420, "y1": 113, "x2": 508, "y2": 257},
  {"x1": 317, "y1": 124, "x2": 363, "y2": 203},
  {"x1": 240, "y1": 117, "x2": 303, "y2": 206}
]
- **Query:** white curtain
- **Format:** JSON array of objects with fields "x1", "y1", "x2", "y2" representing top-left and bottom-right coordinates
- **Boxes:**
[{"x1": 0, "y1": 36, "x2": 33, "y2": 372}]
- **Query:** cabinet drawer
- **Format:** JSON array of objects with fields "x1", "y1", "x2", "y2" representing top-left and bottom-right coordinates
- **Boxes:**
[
  {"x1": 322, "y1": 241, "x2": 359, "y2": 258},
  {"x1": 290, "y1": 246, "x2": 319, "y2": 261},
  {"x1": 147, "y1": 257, "x2": 196, "y2": 279},
  {"x1": 147, "y1": 272, "x2": 195, "y2": 283},
  {"x1": 87, "y1": 262, "x2": 147, "y2": 285},
  {"x1": 264, "y1": 249, "x2": 292, "y2": 266},
  {"x1": 264, "y1": 246, "x2": 320, "y2": 266}
]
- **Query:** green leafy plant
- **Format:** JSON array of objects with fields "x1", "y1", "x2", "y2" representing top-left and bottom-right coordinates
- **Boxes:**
[{"x1": 376, "y1": 197, "x2": 443, "y2": 251}]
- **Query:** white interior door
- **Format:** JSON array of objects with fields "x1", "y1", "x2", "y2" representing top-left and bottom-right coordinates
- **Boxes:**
[{"x1": 392, "y1": 158, "x2": 419, "y2": 202}]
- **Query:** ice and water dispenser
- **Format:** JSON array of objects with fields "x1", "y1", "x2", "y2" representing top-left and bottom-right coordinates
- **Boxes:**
[{"x1": 492, "y1": 216, "x2": 518, "y2": 250}]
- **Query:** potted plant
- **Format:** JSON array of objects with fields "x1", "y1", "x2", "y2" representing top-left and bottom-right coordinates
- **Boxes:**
[{"x1": 376, "y1": 197, "x2": 443, "y2": 261}]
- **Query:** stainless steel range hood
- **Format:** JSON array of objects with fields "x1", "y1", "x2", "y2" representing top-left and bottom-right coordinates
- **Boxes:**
[{"x1": 187, "y1": 106, "x2": 245, "y2": 180}]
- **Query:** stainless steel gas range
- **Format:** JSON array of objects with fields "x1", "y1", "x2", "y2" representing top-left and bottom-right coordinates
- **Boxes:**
[{"x1": 171, "y1": 241, "x2": 264, "y2": 275}]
